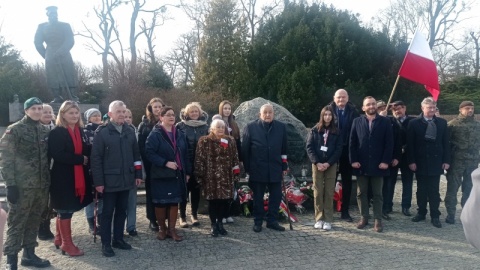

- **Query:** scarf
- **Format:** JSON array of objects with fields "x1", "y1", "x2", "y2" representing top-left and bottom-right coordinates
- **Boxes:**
[
  {"x1": 423, "y1": 118, "x2": 437, "y2": 141},
  {"x1": 161, "y1": 125, "x2": 183, "y2": 171},
  {"x1": 67, "y1": 126, "x2": 86, "y2": 203}
]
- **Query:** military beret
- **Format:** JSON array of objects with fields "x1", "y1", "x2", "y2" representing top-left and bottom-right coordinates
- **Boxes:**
[
  {"x1": 24, "y1": 97, "x2": 43, "y2": 110},
  {"x1": 459, "y1": 101, "x2": 474, "y2": 109}
]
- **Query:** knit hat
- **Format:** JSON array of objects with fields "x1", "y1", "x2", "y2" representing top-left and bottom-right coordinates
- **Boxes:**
[
  {"x1": 459, "y1": 101, "x2": 474, "y2": 109},
  {"x1": 212, "y1": 114, "x2": 222, "y2": 121},
  {"x1": 24, "y1": 97, "x2": 43, "y2": 110},
  {"x1": 84, "y1": 108, "x2": 101, "y2": 122}
]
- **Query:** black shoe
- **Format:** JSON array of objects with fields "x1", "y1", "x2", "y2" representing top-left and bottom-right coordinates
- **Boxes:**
[
  {"x1": 266, "y1": 223, "x2": 285, "y2": 231},
  {"x1": 112, "y1": 239, "x2": 132, "y2": 250},
  {"x1": 411, "y1": 214, "x2": 426, "y2": 222},
  {"x1": 38, "y1": 220, "x2": 54, "y2": 241},
  {"x1": 445, "y1": 215, "x2": 455, "y2": 224},
  {"x1": 431, "y1": 218, "x2": 442, "y2": 228},
  {"x1": 341, "y1": 212, "x2": 353, "y2": 222},
  {"x1": 385, "y1": 207, "x2": 393, "y2": 214},
  {"x1": 102, "y1": 244, "x2": 115, "y2": 257},
  {"x1": 128, "y1": 230, "x2": 138, "y2": 236},
  {"x1": 5, "y1": 254, "x2": 18, "y2": 270},
  {"x1": 402, "y1": 208, "x2": 412, "y2": 216},
  {"x1": 253, "y1": 224, "x2": 262, "y2": 233},
  {"x1": 20, "y1": 247, "x2": 51, "y2": 268},
  {"x1": 217, "y1": 222, "x2": 228, "y2": 236},
  {"x1": 382, "y1": 212, "x2": 391, "y2": 220},
  {"x1": 211, "y1": 224, "x2": 219, "y2": 237},
  {"x1": 149, "y1": 221, "x2": 159, "y2": 232}
]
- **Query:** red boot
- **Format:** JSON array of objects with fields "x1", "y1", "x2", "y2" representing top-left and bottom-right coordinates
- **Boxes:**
[
  {"x1": 54, "y1": 217, "x2": 62, "y2": 249},
  {"x1": 58, "y1": 218, "x2": 84, "y2": 256}
]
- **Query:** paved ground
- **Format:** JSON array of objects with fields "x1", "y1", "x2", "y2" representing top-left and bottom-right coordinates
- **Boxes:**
[{"x1": 1, "y1": 176, "x2": 479, "y2": 270}]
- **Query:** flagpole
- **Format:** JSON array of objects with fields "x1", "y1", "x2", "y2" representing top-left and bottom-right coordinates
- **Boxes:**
[{"x1": 386, "y1": 75, "x2": 401, "y2": 108}]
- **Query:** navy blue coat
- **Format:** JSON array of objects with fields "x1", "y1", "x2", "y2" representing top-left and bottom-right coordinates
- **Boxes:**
[
  {"x1": 145, "y1": 125, "x2": 191, "y2": 204},
  {"x1": 241, "y1": 119, "x2": 288, "y2": 183},
  {"x1": 306, "y1": 126, "x2": 343, "y2": 166},
  {"x1": 406, "y1": 115, "x2": 450, "y2": 176},
  {"x1": 349, "y1": 114, "x2": 393, "y2": 177}
]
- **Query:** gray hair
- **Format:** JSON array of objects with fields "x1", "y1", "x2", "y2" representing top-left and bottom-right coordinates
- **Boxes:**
[
  {"x1": 209, "y1": 119, "x2": 225, "y2": 133},
  {"x1": 259, "y1": 103, "x2": 274, "y2": 113},
  {"x1": 421, "y1": 97, "x2": 436, "y2": 107},
  {"x1": 109, "y1": 100, "x2": 126, "y2": 112}
]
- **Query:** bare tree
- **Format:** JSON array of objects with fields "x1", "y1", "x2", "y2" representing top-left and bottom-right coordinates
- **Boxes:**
[
  {"x1": 470, "y1": 31, "x2": 480, "y2": 78},
  {"x1": 239, "y1": 0, "x2": 282, "y2": 42},
  {"x1": 165, "y1": 32, "x2": 198, "y2": 87},
  {"x1": 78, "y1": 0, "x2": 127, "y2": 85}
]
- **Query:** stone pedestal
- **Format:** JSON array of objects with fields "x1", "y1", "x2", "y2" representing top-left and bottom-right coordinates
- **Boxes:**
[{"x1": 9, "y1": 102, "x2": 100, "y2": 123}]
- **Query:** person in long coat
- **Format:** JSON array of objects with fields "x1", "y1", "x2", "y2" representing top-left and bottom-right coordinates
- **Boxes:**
[
  {"x1": 195, "y1": 119, "x2": 240, "y2": 237},
  {"x1": 146, "y1": 106, "x2": 191, "y2": 242},
  {"x1": 49, "y1": 100, "x2": 93, "y2": 256}
]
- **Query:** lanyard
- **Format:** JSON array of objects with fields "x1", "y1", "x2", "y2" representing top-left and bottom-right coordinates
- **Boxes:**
[{"x1": 323, "y1": 129, "x2": 329, "y2": 145}]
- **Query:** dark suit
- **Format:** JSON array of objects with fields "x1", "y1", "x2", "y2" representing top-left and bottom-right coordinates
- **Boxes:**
[
  {"x1": 328, "y1": 101, "x2": 359, "y2": 214},
  {"x1": 407, "y1": 115, "x2": 450, "y2": 218}
]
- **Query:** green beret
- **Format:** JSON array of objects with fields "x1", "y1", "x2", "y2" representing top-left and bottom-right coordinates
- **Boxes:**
[{"x1": 24, "y1": 97, "x2": 43, "y2": 110}]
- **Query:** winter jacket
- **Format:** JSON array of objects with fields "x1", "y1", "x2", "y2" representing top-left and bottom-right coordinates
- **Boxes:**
[
  {"x1": 195, "y1": 134, "x2": 240, "y2": 200},
  {"x1": 91, "y1": 122, "x2": 142, "y2": 192},
  {"x1": 241, "y1": 119, "x2": 288, "y2": 183},
  {"x1": 349, "y1": 114, "x2": 393, "y2": 177},
  {"x1": 176, "y1": 110, "x2": 209, "y2": 166},
  {"x1": 306, "y1": 125, "x2": 343, "y2": 166}
]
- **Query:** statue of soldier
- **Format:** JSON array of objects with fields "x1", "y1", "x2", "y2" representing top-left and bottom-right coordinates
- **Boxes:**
[
  {"x1": 445, "y1": 101, "x2": 480, "y2": 224},
  {"x1": 1, "y1": 97, "x2": 51, "y2": 269},
  {"x1": 34, "y1": 6, "x2": 79, "y2": 103}
]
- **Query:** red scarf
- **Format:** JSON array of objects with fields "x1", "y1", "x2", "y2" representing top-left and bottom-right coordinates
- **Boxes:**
[{"x1": 67, "y1": 126, "x2": 85, "y2": 203}]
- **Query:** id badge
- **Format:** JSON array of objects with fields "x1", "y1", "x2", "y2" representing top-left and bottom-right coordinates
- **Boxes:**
[{"x1": 321, "y1": 146, "x2": 328, "y2": 152}]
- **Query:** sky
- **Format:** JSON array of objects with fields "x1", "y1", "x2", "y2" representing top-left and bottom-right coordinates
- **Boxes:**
[{"x1": 0, "y1": 0, "x2": 471, "y2": 68}]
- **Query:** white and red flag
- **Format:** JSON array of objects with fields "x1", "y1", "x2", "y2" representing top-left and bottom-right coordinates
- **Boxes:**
[{"x1": 398, "y1": 30, "x2": 440, "y2": 100}]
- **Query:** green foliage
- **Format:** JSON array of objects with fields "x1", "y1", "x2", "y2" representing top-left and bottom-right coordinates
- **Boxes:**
[
  {"x1": 194, "y1": 0, "x2": 250, "y2": 100},
  {"x1": 248, "y1": 3, "x2": 402, "y2": 124},
  {"x1": 144, "y1": 62, "x2": 173, "y2": 90},
  {"x1": 78, "y1": 83, "x2": 107, "y2": 104},
  {"x1": 438, "y1": 76, "x2": 480, "y2": 114}
]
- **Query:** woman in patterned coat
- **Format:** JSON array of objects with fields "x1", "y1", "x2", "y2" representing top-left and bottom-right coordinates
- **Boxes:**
[{"x1": 195, "y1": 119, "x2": 240, "y2": 237}]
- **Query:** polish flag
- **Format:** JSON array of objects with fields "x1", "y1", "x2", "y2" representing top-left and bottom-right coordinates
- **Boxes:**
[
  {"x1": 398, "y1": 30, "x2": 440, "y2": 100},
  {"x1": 220, "y1": 138, "x2": 228, "y2": 148}
]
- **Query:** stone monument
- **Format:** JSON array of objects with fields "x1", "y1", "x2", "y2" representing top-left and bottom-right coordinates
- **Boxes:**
[{"x1": 34, "y1": 6, "x2": 79, "y2": 103}]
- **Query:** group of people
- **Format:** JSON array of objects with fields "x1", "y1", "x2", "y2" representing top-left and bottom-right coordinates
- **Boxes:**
[
  {"x1": 307, "y1": 89, "x2": 479, "y2": 234},
  {"x1": 1, "y1": 89, "x2": 478, "y2": 269}
]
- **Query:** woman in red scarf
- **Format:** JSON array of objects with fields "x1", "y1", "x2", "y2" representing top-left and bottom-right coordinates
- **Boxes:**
[{"x1": 48, "y1": 101, "x2": 93, "y2": 256}]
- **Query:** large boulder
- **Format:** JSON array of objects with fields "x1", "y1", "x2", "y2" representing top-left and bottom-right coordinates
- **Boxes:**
[{"x1": 234, "y1": 97, "x2": 308, "y2": 165}]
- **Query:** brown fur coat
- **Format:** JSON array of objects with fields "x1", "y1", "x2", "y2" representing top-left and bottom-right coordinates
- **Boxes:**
[{"x1": 194, "y1": 133, "x2": 239, "y2": 200}]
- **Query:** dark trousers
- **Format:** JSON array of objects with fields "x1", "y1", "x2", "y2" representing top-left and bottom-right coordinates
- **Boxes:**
[
  {"x1": 416, "y1": 175, "x2": 441, "y2": 218},
  {"x1": 249, "y1": 181, "x2": 282, "y2": 226},
  {"x1": 180, "y1": 176, "x2": 201, "y2": 219},
  {"x1": 207, "y1": 199, "x2": 229, "y2": 224},
  {"x1": 339, "y1": 151, "x2": 353, "y2": 214},
  {"x1": 144, "y1": 170, "x2": 156, "y2": 223},
  {"x1": 382, "y1": 158, "x2": 414, "y2": 211},
  {"x1": 101, "y1": 190, "x2": 129, "y2": 245}
]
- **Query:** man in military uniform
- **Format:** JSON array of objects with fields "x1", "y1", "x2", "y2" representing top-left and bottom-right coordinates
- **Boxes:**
[
  {"x1": 34, "y1": 6, "x2": 78, "y2": 103},
  {"x1": 0, "y1": 98, "x2": 51, "y2": 269},
  {"x1": 445, "y1": 101, "x2": 480, "y2": 224}
]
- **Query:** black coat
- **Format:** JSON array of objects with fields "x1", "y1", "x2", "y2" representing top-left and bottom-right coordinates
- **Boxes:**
[
  {"x1": 306, "y1": 126, "x2": 343, "y2": 166},
  {"x1": 349, "y1": 114, "x2": 393, "y2": 177},
  {"x1": 137, "y1": 116, "x2": 156, "y2": 179},
  {"x1": 48, "y1": 126, "x2": 93, "y2": 211},
  {"x1": 91, "y1": 122, "x2": 142, "y2": 192},
  {"x1": 328, "y1": 101, "x2": 360, "y2": 159},
  {"x1": 407, "y1": 115, "x2": 451, "y2": 176},
  {"x1": 241, "y1": 119, "x2": 288, "y2": 183},
  {"x1": 145, "y1": 125, "x2": 190, "y2": 204},
  {"x1": 391, "y1": 115, "x2": 415, "y2": 166},
  {"x1": 175, "y1": 111, "x2": 209, "y2": 166}
]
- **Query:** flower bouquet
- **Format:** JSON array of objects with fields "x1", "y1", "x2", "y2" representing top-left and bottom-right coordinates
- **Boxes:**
[{"x1": 237, "y1": 185, "x2": 253, "y2": 217}]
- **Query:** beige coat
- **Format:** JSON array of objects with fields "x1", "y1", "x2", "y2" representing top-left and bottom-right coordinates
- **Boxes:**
[{"x1": 195, "y1": 134, "x2": 239, "y2": 200}]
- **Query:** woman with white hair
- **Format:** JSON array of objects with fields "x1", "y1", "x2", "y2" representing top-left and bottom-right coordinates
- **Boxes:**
[{"x1": 195, "y1": 119, "x2": 240, "y2": 237}]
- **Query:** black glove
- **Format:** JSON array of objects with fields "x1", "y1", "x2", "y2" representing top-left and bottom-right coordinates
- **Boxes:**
[{"x1": 6, "y1": 186, "x2": 19, "y2": 204}]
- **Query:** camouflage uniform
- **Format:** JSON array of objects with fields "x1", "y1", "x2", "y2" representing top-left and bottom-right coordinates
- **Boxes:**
[
  {"x1": 0, "y1": 116, "x2": 50, "y2": 255},
  {"x1": 445, "y1": 114, "x2": 480, "y2": 218}
]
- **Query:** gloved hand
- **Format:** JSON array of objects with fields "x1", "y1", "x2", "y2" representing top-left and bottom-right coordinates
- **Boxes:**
[{"x1": 6, "y1": 186, "x2": 19, "y2": 204}]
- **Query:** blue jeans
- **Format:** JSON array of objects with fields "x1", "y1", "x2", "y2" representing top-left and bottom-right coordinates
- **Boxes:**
[
  {"x1": 249, "y1": 181, "x2": 282, "y2": 226},
  {"x1": 125, "y1": 187, "x2": 137, "y2": 232}
]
